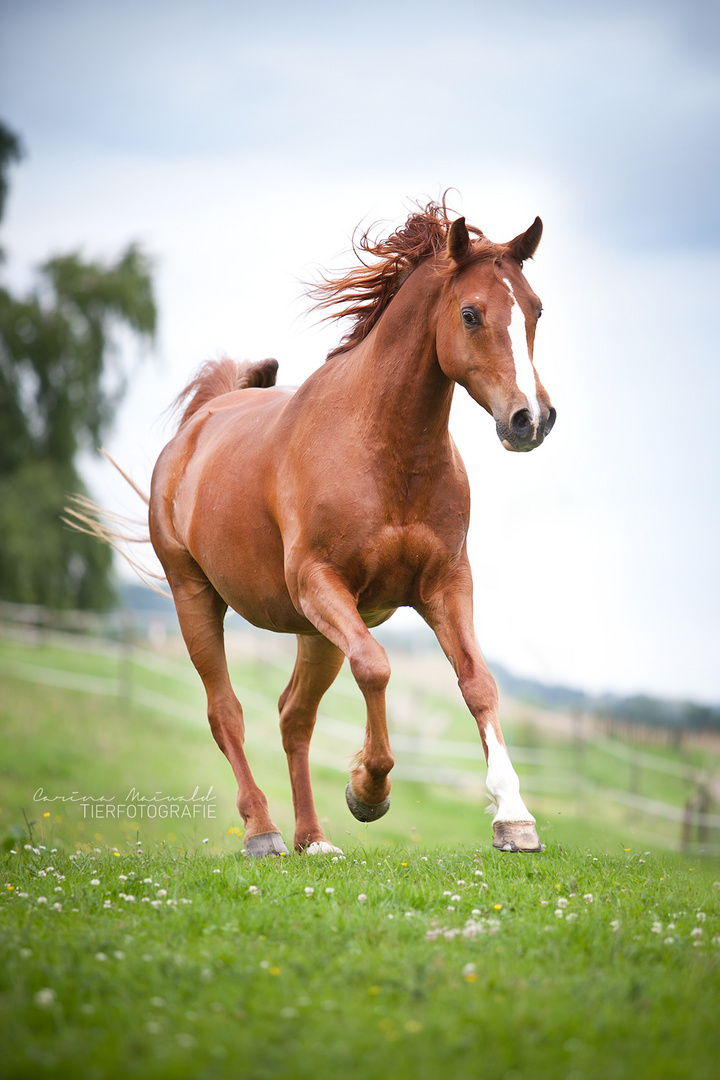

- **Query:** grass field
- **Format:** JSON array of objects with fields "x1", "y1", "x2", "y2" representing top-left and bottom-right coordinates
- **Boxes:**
[
  {"x1": 2, "y1": 843, "x2": 720, "y2": 1079},
  {"x1": 2, "y1": 629, "x2": 720, "y2": 1078}
]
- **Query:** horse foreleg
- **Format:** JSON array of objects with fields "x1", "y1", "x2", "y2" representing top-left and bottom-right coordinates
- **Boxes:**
[
  {"x1": 421, "y1": 577, "x2": 542, "y2": 853},
  {"x1": 279, "y1": 634, "x2": 345, "y2": 853},
  {"x1": 164, "y1": 562, "x2": 288, "y2": 856},
  {"x1": 294, "y1": 564, "x2": 394, "y2": 822}
]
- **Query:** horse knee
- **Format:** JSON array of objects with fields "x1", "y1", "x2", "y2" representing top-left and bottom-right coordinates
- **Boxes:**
[
  {"x1": 349, "y1": 640, "x2": 391, "y2": 696},
  {"x1": 459, "y1": 670, "x2": 498, "y2": 717}
]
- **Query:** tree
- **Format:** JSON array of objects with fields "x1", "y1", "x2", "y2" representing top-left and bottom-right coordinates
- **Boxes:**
[{"x1": 0, "y1": 121, "x2": 156, "y2": 609}]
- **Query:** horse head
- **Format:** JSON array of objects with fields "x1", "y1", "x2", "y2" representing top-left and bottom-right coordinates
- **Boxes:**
[{"x1": 436, "y1": 216, "x2": 556, "y2": 452}]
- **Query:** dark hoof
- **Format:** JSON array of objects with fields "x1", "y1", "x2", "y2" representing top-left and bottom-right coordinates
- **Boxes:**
[
  {"x1": 345, "y1": 782, "x2": 390, "y2": 823},
  {"x1": 492, "y1": 820, "x2": 543, "y2": 853},
  {"x1": 244, "y1": 832, "x2": 290, "y2": 857}
]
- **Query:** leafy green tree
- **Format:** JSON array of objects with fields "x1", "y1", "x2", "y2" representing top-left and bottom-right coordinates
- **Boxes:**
[{"x1": 0, "y1": 121, "x2": 156, "y2": 609}]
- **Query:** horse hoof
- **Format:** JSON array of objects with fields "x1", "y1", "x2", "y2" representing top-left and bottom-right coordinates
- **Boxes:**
[
  {"x1": 304, "y1": 841, "x2": 345, "y2": 856},
  {"x1": 345, "y1": 782, "x2": 391, "y2": 823},
  {"x1": 244, "y1": 832, "x2": 290, "y2": 857},
  {"x1": 492, "y1": 820, "x2": 543, "y2": 853}
]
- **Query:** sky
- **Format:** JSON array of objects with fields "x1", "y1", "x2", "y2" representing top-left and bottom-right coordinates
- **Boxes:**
[{"x1": 1, "y1": 0, "x2": 719, "y2": 703}]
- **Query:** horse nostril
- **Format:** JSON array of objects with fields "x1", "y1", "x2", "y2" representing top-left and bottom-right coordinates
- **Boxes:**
[
  {"x1": 510, "y1": 409, "x2": 532, "y2": 438},
  {"x1": 545, "y1": 407, "x2": 557, "y2": 436}
]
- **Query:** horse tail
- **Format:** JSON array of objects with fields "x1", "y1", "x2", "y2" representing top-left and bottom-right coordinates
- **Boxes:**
[
  {"x1": 62, "y1": 449, "x2": 169, "y2": 596},
  {"x1": 173, "y1": 357, "x2": 279, "y2": 429}
]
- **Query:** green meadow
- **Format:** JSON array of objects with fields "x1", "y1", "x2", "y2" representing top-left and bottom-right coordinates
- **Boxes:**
[{"x1": 2, "y1": 630, "x2": 720, "y2": 1078}]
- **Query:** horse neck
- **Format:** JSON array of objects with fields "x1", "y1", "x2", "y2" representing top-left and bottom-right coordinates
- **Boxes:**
[{"x1": 345, "y1": 261, "x2": 453, "y2": 446}]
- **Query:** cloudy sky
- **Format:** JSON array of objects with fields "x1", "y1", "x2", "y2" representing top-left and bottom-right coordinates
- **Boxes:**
[{"x1": 1, "y1": 0, "x2": 719, "y2": 702}]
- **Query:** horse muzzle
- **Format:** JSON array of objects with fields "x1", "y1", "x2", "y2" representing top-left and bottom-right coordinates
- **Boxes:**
[{"x1": 496, "y1": 406, "x2": 556, "y2": 452}]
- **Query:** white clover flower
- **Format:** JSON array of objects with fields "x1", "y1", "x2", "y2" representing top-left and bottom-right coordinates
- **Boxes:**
[
  {"x1": 451, "y1": 894, "x2": 461, "y2": 902},
  {"x1": 651, "y1": 922, "x2": 663, "y2": 934},
  {"x1": 34, "y1": 988, "x2": 56, "y2": 1007},
  {"x1": 556, "y1": 897, "x2": 569, "y2": 908},
  {"x1": 358, "y1": 894, "x2": 367, "y2": 903},
  {"x1": 691, "y1": 928, "x2": 703, "y2": 938},
  {"x1": 37, "y1": 897, "x2": 47, "y2": 905},
  {"x1": 664, "y1": 937, "x2": 675, "y2": 945},
  {"x1": 304, "y1": 887, "x2": 314, "y2": 897},
  {"x1": 143, "y1": 878, "x2": 153, "y2": 884},
  {"x1": 610, "y1": 920, "x2": 620, "y2": 931},
  {"x1": 325, "y1": 887, "x2": 335, "y2": 895},
  {"x1": 54, "y1": 887, "x2": 62, "y2": 893},
  {"x1": 95, "y1": 952, "x2": 107, "y2": 961},
  {"x1": 462, "y1": 963, "x2": 477, "y2": 978},
  {"x1": 37, "y1": 870, "x2": 46, "y2": 878},
  {"x1": 474, "y1": 870, "x2": 483, "y2": 877},
  {"x1": 554, "y1": 909, "x2": 564, "y2": 918},
  {"x1": 151, "y1": 899, "x2": 162, "y2": 908},
  {"x1": 248, "y1": 885, "x2": 259, "y2": 895},
  {"x1": 103, "y1": 900, "x2": 112, "y2": 908},
  {"x1": 90, "y1": 879, "x2": 100, "y2": 886},
  {"x1": 697, "y1": 912, "x2": 706, "y2": 922},
  {"x1": 114, "y1": 951, "x2": 125, "y2": 960},
  {"x1": 565, "y1": 912, "x2": 578, "y2": 922},
  {"x1": 156, "y1": 889, "x2": 167, "y2": 898},
  {"x1": 52, "y1": 903, "x2": 62, "y2": 912},
  {"x1": 583, "y1": 894, "x2": 594, "y2": 903}
]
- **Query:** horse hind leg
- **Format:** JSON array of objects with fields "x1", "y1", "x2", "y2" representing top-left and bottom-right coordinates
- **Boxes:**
[
  {"x1": 279, "y1": 634, "x2": 345, "y2": 853},
  {"x1": 163, "y1": 558, "x2": 289, "y2": 856}
]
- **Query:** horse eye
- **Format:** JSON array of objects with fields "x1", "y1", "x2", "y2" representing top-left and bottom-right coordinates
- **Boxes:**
[
  {"x1": 462, "y1": 308, "x2": 480, "y2": 327},
  {"x1": 537, "y1": 306, "x2": 543, "y2": 319}
]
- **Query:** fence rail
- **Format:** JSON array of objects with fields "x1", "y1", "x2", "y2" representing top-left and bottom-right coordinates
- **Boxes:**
[{"x1": 2, "y1": 601, "x2": 719, "y2": 853}]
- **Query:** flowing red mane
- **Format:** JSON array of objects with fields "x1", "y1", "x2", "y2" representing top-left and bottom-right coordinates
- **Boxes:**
[{"x1": 309, "y1": 198, "x2": 498, "y2": 361}]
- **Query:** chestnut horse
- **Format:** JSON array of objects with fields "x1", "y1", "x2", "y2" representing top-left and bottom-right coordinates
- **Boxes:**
[{"x1": 149, "y1": 201, "x2": 555, "y2": 856}]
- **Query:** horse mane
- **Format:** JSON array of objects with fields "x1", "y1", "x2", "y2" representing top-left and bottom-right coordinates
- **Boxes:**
[
  {"x1": 308, "y1": 196, "x2": 498, "y2": 361},
  {"x1": 173, "y1": 357, "x2": 279, "y2": 429}
]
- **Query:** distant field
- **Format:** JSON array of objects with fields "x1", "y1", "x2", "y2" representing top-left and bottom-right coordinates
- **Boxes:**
[{"x1": 1, "y1": 628, "x2": 719, "y2": 857}]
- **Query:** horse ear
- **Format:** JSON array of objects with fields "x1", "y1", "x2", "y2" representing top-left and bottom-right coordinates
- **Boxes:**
[
  {"x1": 447, "y1": 216, "x2": 470, "y2": 264},
  {"x1": 507, "y1": 217, "x2": 543, "y2": 263}
]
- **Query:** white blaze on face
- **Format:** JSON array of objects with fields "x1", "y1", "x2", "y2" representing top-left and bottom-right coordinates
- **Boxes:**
[
  {"x1": 503, "y1": 277, "x2": 540, "y2": 433},
  {"x1": 484, "y1": 725, "x2": 535, "y2": 824}
]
